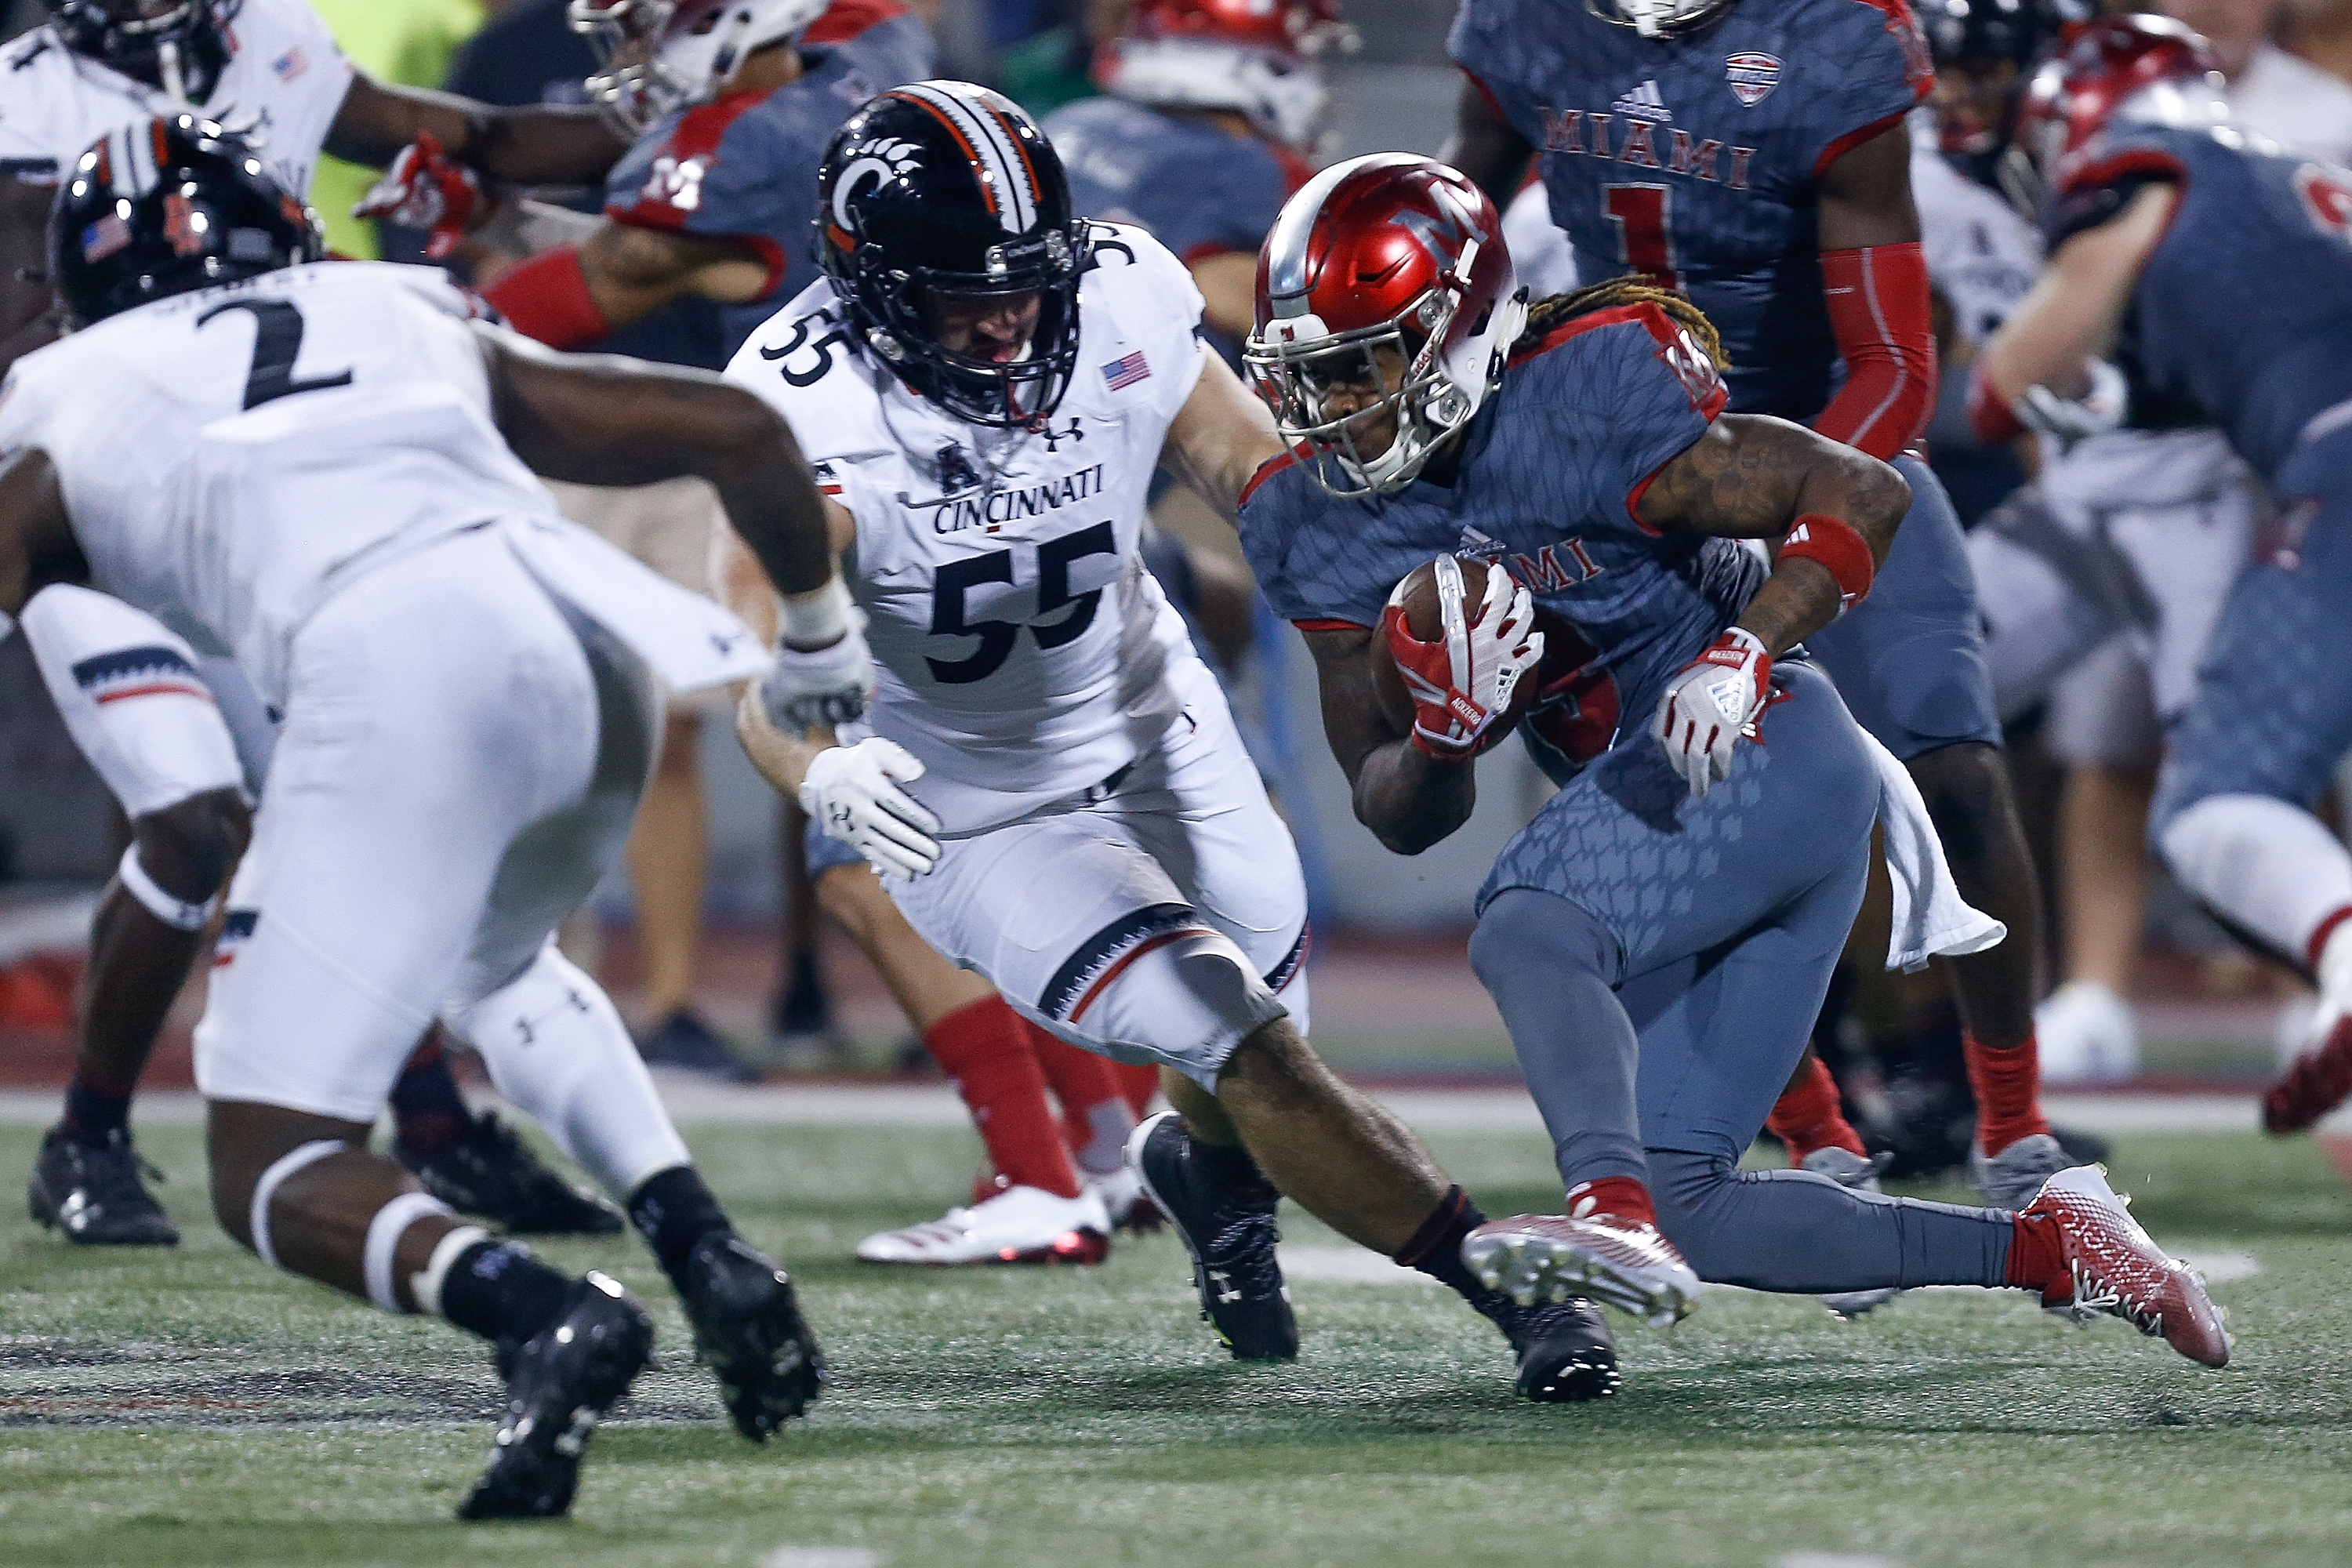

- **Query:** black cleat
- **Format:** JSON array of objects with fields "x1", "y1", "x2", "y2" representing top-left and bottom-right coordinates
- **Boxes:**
[
  {"x1": 27, "y1": 1127, "x2": 179, "y2": 1246},
  {"x1": 458, "y1": 1272, "x2": 652, "y2": 1522},
  {"x1": 395, "y1": 1110, "x2": 624, "y2": 1236},
  {"x1": 1504, "y1": 1296, "x2": 1620, "y2": 1403},
  {"x1": 639, "y1": 1008, "x2": 762, "y2": 1083},
  {"x1": 680, "y1": 1233, "x2": 824, "y2": 1441},
  {"x1": 1127, "y1": 1111, "x2": 1297, "y2": 1361}
]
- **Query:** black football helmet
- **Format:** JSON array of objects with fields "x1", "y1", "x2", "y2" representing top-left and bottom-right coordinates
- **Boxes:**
[
  {"x1": 50, "y1": 116, "x2": 325, "y2": 328},
  {"x1": 815, "y1": 81, "x2": 1091, "y2": 428},
  {"x1": 1922, "y1": 0, "x2": 2089, "y2": 198},
  {"x1": 45, "y1": 2, "x2": 239, "y2": 103}
]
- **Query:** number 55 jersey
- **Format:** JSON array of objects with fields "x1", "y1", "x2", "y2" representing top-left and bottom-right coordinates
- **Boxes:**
[{"x1": 724, "y1": 225, "x2": 1218, "y2": 833}]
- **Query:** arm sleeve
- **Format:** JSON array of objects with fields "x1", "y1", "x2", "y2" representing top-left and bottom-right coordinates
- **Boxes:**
[{"x1": 1812, "y1": 241, "x2": 1937, "y2": 459}]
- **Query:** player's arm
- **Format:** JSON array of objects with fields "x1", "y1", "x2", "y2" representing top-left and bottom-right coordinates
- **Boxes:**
[
  {"x1": 481, "y1": 220, "x2": 777, "y2": 350},
  {"x1": 326, "y1": 74, "x2": 628, "y2": 185},
  {"x1": 1189, "y1": 252, "x2": 1261, "y2": 343},
  {"x1": 1811, "y1": 121, "x2": 1936, "y2": 462},
  {"x1": 1301, "y1": 623, "x2": 1479, "y2": 855},
  {"x1": 1637, "y1": 413, "x2": 1911, "y2": 656},
  {"x1": 1443, "y1": 75, "x2": 1534, "y2": 211},
  {"x1": 0, "y1": 177, "x2": 60, "y2": 379},
  {"x1": 1158, "y1": 350, "x2": 1287, "y2": 524},
  {"x1": 0, "y1": 446, "x2": 84, "y2": 630},
  {"x1": 1972, "y1": 183, "x2": 2174, "y2": 441}
]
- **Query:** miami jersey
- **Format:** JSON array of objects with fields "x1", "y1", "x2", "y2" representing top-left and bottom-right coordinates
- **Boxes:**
[
  {"x1": 1449, "y1": 0, "x2": 1930, "y2": 421},
  {"x1": 724, "y1": 225, "x2": 1214, "y2": 833},
  {"x1": 602, "y1": 0, "x2": 931, "y2": 361},
  {"x1": 0, "y1": 0, "x2": 350, "y2": 197},
  {"x1": 1043, "y1": 95, "x2": 1308, "y2": 363},
  {"x1": 1240, "y1": 300, "x2": 1760, "y2": 735}
]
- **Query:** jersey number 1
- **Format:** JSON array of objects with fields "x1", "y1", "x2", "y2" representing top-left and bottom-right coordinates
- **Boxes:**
[
  {"x1": 198, "y1": 299, "x2": 354, "y2": 411},
  {"x1": 928, "y1": 522, "x2": 1117, "y2": 684},
  {"x1": 1603, "y1": 184, "x2": 1682, "y2": 292}
]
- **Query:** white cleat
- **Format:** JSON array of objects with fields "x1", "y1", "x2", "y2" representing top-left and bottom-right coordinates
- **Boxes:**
[
  {"x1": 855, "y1": 1183, "x2": 1112, "y2": 1266},
  {"x1": 1971, "y1": 1131, "x2": 2074, "y2": 1211},
  {"x1": 1462, "y1": 1210, "x2": 1702, "y2": 1329},
  {"x1": 1799, "y1": 1146, "x2": 1899, "y2": 1318},
  {"x1": 2034, "y1": 981, "x2": 2140, "y2": 1085},
  {"x1": 2020, "y1": 1165, "x2": 2230, "y2": 1368}
]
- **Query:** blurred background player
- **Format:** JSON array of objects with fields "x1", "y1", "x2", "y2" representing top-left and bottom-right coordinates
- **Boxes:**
[
  {"x1": 1971, "y1": 16, "x2": 2352, "y2": 1138},
  {"x1": 2, "y1": 0, "x2": 645, "y2": 1241},
  {"x1": 2, "y1": 117, "x2": 833, "y2": 1515},
  {"x1": 1446, "y1": 0, "x2": 2067, "y2": 1209}
]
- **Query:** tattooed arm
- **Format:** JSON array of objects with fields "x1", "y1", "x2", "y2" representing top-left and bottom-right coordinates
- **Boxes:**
[{"x1": 1634, "y1": 413, "x2": 1910, "y2": 655}]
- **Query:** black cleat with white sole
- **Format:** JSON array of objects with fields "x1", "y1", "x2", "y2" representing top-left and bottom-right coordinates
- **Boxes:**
[
  {"x1": 680, "y1": 1233, "x2": 825, "y2": 1441},
  {"x1": 459, "y1": 1272, "x2": 652, "y2": 1521},
  {"x1": 395, "y1": 1110, "x2": 624, "y2": 1237},
  {"x1": 1503, "y1": 1296, "x2": 1619, "y2": 1402},
  {"x1": 1128, "y1": 1111, "x2": 1298, "y2": 1361},
  {"x1": 28, "y1": 1127, "x2": 179, "y2": 1246}
]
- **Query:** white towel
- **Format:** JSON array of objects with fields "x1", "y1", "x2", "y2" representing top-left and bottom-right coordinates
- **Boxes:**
[{"x1": 1864, "y1": 728, "x2": 2008, "y2": 971}]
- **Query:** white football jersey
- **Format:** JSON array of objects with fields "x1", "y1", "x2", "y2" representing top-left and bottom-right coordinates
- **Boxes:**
[
  {"x1": 0, "y1": 0, "x2": 350, "y2": 196},
  {"x1": 0, "y1": 261, "x2": 557, "y2": 707},
  {"x1": 1908, "y1": 117, "x2": 2042, "y2": 353},
  {"x1": 726, "y1": 224, "x2": 1214, "y2": 833}
]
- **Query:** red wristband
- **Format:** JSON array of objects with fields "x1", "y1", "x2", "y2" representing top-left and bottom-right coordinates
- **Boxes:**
[
  {"x1": 1965, "y1": 361, "x2": 2030, "y2": 445},
  {"x1": 1780, "y1": 513, "x2": 1875, "y2": 614},
  {"x1": 481, "y1": 245, "x2": 613, "y2": 351}
]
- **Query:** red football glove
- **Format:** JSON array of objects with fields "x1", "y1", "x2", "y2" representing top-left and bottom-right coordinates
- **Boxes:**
[
  {"x1": 1651, "y1": 627, "x2": 1770, "y2": 797},
  {"x1": 1381, "y1": 557, "x2": 1544, "y2": 761},
  {"x1": 353, "y1": 130, "x2": 483, "y2": 260}
]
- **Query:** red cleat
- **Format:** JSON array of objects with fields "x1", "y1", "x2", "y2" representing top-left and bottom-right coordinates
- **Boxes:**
[
  {"x1": 1462, "y1": 1211, "x2": 1701, "y2": 1328},
  {"x1": 2263, "y1": 1012, "x2": 2352, "y2": 1134},
  {"x1": 2022, "y1": 1167, "x2": 2230, "y2": 1368}
]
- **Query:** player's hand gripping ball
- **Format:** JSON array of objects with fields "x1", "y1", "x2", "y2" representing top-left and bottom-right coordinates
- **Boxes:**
[
  {"x1": 1651, "y1": 627, "x2": 1771, "y2": 798},
  {"x1": 353, "y1": 130, "x2": 483, "y2": 260},
  {"x1": 1375, "y1": 555, "x2": 1544, "y2": 760}
]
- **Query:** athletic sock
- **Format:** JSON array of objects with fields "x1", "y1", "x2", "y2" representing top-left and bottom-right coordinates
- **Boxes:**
[
  {"x1": 1566, "y1": 1174, "x2": 1657, "y2": 1228},
  {"x1": 627, "y1": 1165, "x2": 733, "y2": 1294},
  {"x1": 2004, "y1": 1209, "x2": 2067, "y2": 1304},
  {"x1": 1394, "y1": 1185, "x2": 1522, "y2": 1333},
  {"x1": 59, "y1": 1069, "x2": 135, "y2": 1146},
  {"x1": 1964, "y1": 1032, "x2": 2053, "y2": 1156},
  {"x1": 1019, "y1": 1022, "x2": 1133, "y2": 1174},
  {"x1": 1764, "y1": 1055, "x2": 1867, "y2": 1163},
  {"x1": 1113, "y1": 1061, "x2": 1162, "y2": 1118},
  {"x1": 437, "y1": 1240, "x2": 576, "y2": 1346},
  {"x1": 1191, "y1": 1134, "x2": 1280, "y2": 1205},
  {"x1": 923, "y1": 996, "x2": 1083, "y2": 1200},
  {"x1": 387, "y1": 1034, "x2": 473, "y2": 1155},
  {"x1": 2311, "y1": 903, "x2": 2352, "y2": 988}
]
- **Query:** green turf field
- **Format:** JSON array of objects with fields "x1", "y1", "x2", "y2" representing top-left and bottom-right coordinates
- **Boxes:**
[{"x1": 3, "y1": 1116, "x2": 2349, "y2": 1568}]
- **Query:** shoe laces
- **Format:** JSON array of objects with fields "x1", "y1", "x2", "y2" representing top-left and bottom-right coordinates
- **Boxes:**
[
  {"x1": 1200, "y1": 1204, "x2": 1283, "y2": 1298},
  {"x1": 80, "y1": 1134, "x2": 165, "y2": 1198}
]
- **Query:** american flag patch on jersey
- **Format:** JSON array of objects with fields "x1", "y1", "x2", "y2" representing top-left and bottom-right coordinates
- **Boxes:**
[
  {"x1": 81, "y1": 216, "x2": 130, "y2": 262},
  {"x1": 273, "y1": 47, "x2": 308, "y2": 82},
  {"x1": 71, "y1": 645, "x2": 212, "y2": 706},
  {"x1": 1101, "y1": 350, "x2": 1152, "y2": 392}
]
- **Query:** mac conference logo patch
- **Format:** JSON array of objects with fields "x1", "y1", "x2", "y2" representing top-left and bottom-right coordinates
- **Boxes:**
[{"x1": 1726, "y1": 52, "x2": 1781, "y2": 107}]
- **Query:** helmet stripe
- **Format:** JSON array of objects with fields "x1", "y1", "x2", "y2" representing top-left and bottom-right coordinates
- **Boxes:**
[{"x1": 896, "y1": 82, "x2": 1035, "y2": 235}]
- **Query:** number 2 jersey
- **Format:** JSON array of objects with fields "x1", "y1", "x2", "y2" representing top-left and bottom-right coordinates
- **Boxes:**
[
  {"x1": 1240, "y1": 300, "x2": 1761, "y2": 745},
  {"x1": 0, "y1": 262, "x2": 564, "y2": 708},
  {"x1": 1448, "y1": 0, "x2": 1931, "y2": 422},
  {"x1": 724, "y1": 226, "x2": 1216, "y2": 833}
]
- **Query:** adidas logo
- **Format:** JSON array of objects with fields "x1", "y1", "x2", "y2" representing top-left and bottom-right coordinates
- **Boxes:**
[
  {"x1": 1457, "y1": 525, "x2": 1508, "y2": 561},
  {"x1": 1610, "y1": 79, "x2": 1671, "y2": 123}
]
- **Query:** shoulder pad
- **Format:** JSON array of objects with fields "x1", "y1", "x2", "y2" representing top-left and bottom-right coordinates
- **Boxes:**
[{"x1": 2045, "y1": 146, "x2": 2186, "y2": 250}]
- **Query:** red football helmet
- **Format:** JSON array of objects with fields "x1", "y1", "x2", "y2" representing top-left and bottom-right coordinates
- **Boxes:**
[
  {"x1": 1244, "y1": 154, "x2": 1526, "y2": 497},
  {"x1": 2013, "y1": 14, "x2": 2226, "y2": 206},
  {"x1": 1095, "y1": 0, "x2": 1356, "y2": 151}
]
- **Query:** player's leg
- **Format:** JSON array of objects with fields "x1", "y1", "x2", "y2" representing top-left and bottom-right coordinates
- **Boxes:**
[
  {"x1": 384, "y1": 1025, "x2": 624, "y2": 1236},
  {"x1": 809, "y1": 837, "x2": 1107, "y2": 1265},
  {"x1": 1803, "y1": 459, "x2": 2061, "y2": 1206}
]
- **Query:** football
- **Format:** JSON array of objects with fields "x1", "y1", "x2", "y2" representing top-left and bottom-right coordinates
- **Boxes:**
[{"x1": 1370, "y1": 555, "x2": 1542, "y2": 750}]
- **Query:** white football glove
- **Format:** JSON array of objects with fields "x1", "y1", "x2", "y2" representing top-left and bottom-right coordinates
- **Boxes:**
[
  {"x1": 1382, "y1": 557, "x2": 1545, "y2": 760},
  {"x1": 1651, "y1": 627, "x2": 1771, "y2": 798},
  {"x1": 760, "y1": 618, "x2": 877, "y2": 734},
  {"x1": 800, "y1": 738, "x2": 941, "y2": 880},
  {"x1": 2018, "y1": 358, "x2": 2128, "y2": 448}
]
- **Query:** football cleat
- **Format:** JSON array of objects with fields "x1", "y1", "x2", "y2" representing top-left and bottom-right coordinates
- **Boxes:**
[
  {"x1": 1463, "y1": 1209, "x2": 1702, "y2": 1329},
  {"x1": 1799, "y1": 1145, "x2": 1899, "y2": 1318},
  {"x1": 679, "y1": 1233, "x2": 826, "y2": 1441},
  {"x1": 1088, "y1": 1163, "x2": 1165, "y2": 1234},
  {"x1": 2263, "y1": 1011, "x2": 2352, "y2": 1134},
  {"x1": 1970, "y1": 1131, "x2": 2074, "y2": 1211},
  {"x1": 1128, "y1": 1111, "x2": 1298, "y2": 1361},
  {"x1": 394, "y1": 1110, "x2": 624, "y2": 1236},
  {"x1": 2021, "y1": 1166, "x2": 2230, "y2": 1368},
  {"x1": 636, "y1": 1007, "x2": 761, "y2": 1083},
  {"x1": 855, "y1": 1183, "x2": 1112, "y2": 1266},
  {"x1": 27, "y1": 1127, "x2": 178, "y2": 1247},
  {"x1": 1503, "y1": 1296, "x2": 1621, "y2": 1402},
  {"x1": 457, "y1": 1272, "x2": 652, "y2": 1521}
]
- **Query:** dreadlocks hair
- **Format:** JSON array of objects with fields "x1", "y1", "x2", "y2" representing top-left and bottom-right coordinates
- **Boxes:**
[{"x1": 1512, "y1": 279, "x2": 1730, "y2": 371}]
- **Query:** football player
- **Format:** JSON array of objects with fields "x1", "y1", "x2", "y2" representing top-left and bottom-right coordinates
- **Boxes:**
[
  {"x1": 726, "y1": 82, "x2": 1622, "y2": 1400},
  {"x1": 1241, "y1": 152, "x2": 2228, "y2": 1379},
  {"x1": 4, "y1": 0, "x2": 641, "y2": 1243},
  {"x1": 1969, "y1": 17, "x2": 2352, "y2": 1137},
  {"x1": 1446, "y1": 0, "x2": 2067, "y2": 1208},
  {"x1": 0, "y1": 118, "x2": 836, "y2": 1517}
]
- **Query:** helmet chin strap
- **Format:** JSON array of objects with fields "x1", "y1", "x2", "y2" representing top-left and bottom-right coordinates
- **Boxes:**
[{"x1": 156, "y1": 37, "x2": 192, "y2": 108}]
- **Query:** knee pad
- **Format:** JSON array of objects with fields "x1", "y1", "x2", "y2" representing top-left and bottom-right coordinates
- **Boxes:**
[
  {"x1": 441, "y1": 945, "x2": 688, "y2": 1198},
  {"x1": 1065, "y1": 927, "x2": 1287, "y2": 1092},
  {"x1": 21, "y1": 585, "x2": 246, "y2": 819}
]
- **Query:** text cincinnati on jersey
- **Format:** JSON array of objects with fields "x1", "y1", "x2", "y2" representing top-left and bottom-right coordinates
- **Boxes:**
[{"x1": 929, "y1": 462, "x2": 1110, "y2": 535}]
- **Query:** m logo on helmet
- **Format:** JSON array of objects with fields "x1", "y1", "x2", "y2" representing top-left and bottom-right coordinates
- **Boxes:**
[
  {"x1": 1392, "y1": 184, "x2": 1486, "y2": 273},
  {"x1": 830, "y1": 136, "x2": 923, "y2": 232}
]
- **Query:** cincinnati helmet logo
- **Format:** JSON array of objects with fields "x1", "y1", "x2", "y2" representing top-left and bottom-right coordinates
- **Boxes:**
[{"x1": 832, "y1": 136, "x2": 923, "y2": 231}]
